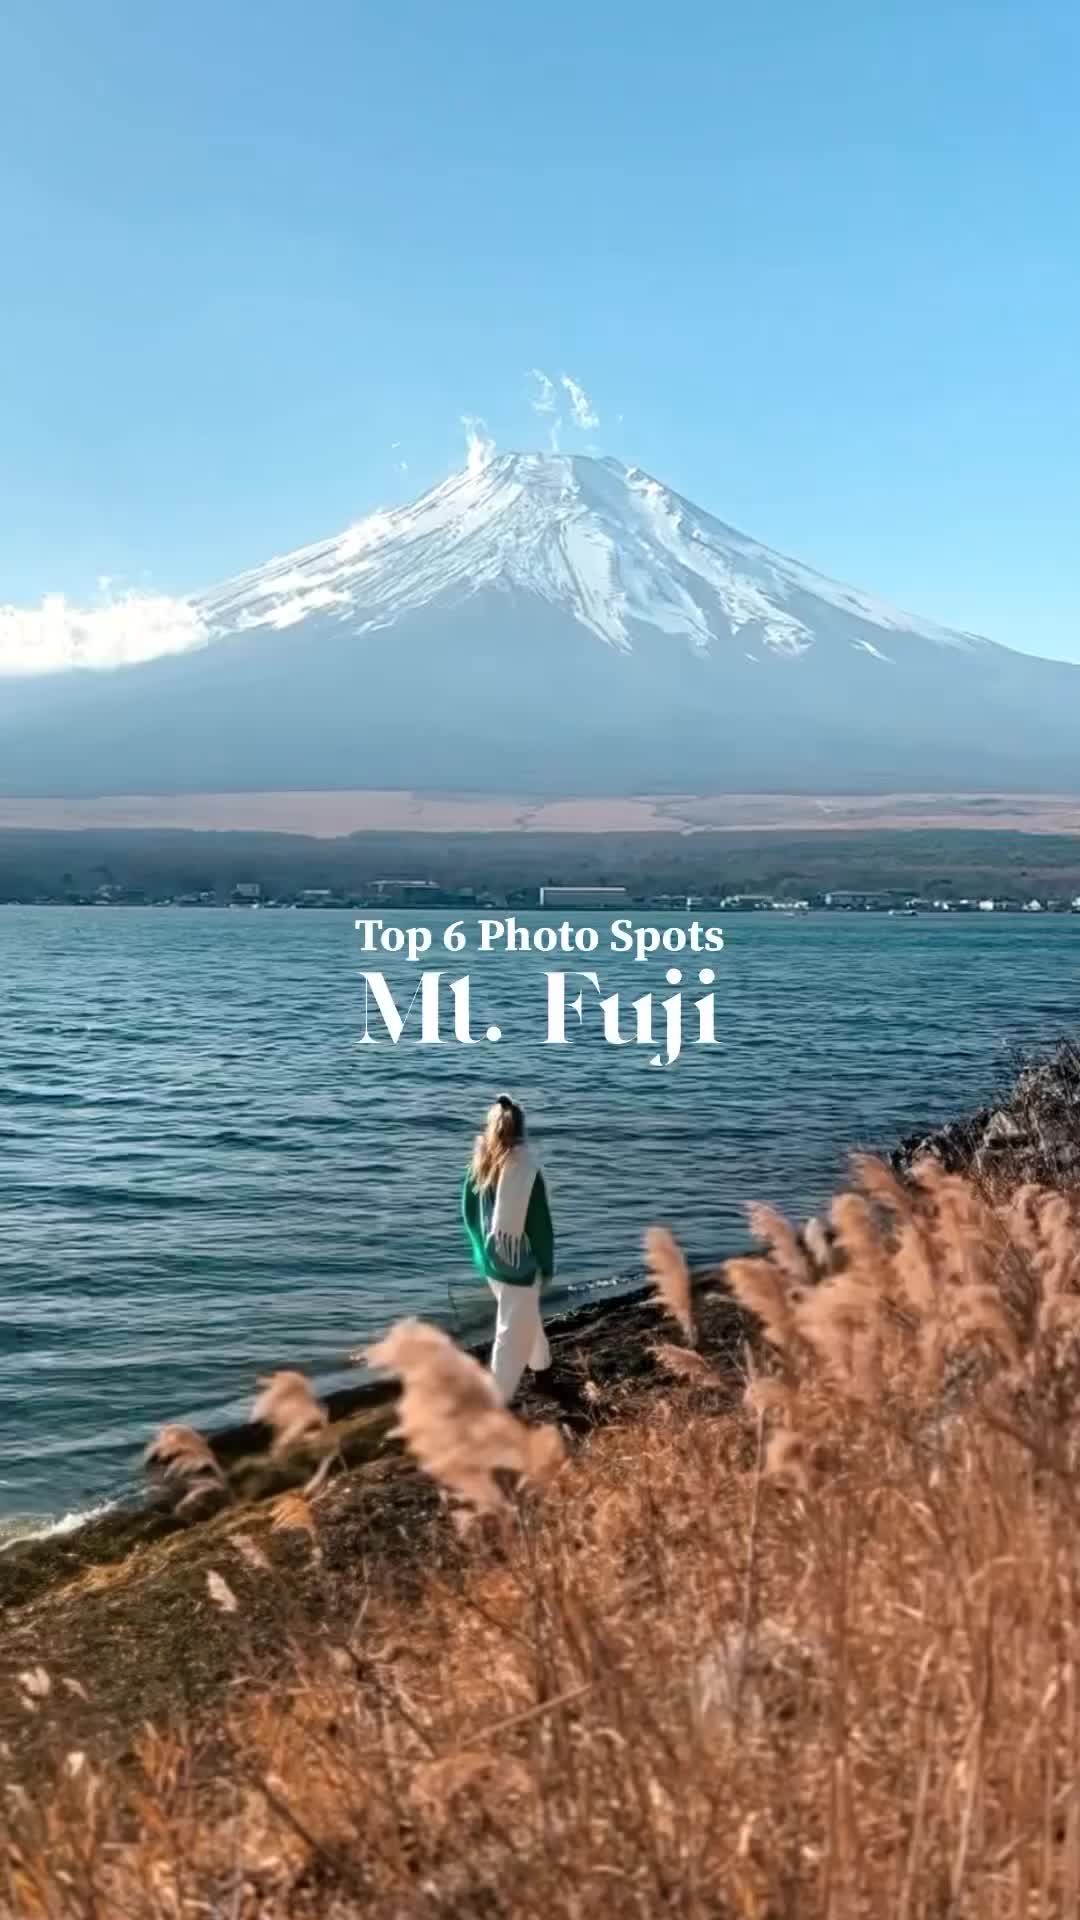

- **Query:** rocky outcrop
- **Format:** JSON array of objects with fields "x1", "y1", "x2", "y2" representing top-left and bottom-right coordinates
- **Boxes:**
[{"x1": 892, "y1": 1043, "x2": 1080, "y2": 1189}]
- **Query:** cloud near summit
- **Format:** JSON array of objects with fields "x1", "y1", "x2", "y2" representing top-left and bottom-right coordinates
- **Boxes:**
[
  {"x1": 526, "y1": 370, "x2": 558, "y2": 416},
  {"x1": 560, "y1": 374, "x2": 600, "y2": 432},
  {"x1": 0, "y1": 590, "x2": 209, "y2": 676},
  {"x1": 461, "y1": 414, "x2": 496, "y2": 474},
  {"x1": 524, "y1": 369, "x2": 601, "y2": 446}
]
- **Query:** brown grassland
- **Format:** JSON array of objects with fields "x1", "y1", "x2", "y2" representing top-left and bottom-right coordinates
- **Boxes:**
[
  {"x1": 3, "y1": 789, "x2": 1080, "y2": 837},
  {"x1": 6, "y1": 1131, "x2": 1080, "y2": 1916}
]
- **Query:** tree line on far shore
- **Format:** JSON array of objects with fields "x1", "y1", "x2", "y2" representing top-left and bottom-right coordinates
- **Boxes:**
[{"x1": 1, "y1": 825, "x2": 1080, "y2": 908}]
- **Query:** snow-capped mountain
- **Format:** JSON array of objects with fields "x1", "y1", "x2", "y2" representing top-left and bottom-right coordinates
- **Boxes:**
[
  {"x1": 1, "y1": 452, "x2": 1077, "y2": 795},
  {"x1": 197, "y1": 451, "x2": 973, "y2": 664}
]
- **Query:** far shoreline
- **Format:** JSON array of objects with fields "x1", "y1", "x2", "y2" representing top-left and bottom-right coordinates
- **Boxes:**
[{"x1": 4, "y1": 813, "x2": 1080, "y2": 913}]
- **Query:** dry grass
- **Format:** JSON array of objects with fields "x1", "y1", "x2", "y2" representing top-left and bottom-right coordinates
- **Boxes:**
[
  {"x1": 10, "y1": 1161, "x2": 1080, "y2": 1916},
  {"x1": 252, "y1": 1370, "x2": 340, "y2": 1497},
  {"x1": 644, "y1": 1224, "x2": 696, "y2": 1346},
  {"x1": 143, "y1": 1424, "x2": 229, "y2": 1515},
  {"x1": 252, "y1": 1370, "x2": 330, "y2": 1455},
  {"x1": 367, "y1": 1318, "x2": 565, "y2": 1520}
]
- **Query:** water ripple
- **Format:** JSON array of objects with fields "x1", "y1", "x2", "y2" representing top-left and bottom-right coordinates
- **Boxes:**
[{"x1": 0, "y1": 903, "x2": 1077, "y2": 1519}]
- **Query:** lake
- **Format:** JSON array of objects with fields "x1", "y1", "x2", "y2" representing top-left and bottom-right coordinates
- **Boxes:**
[{"x1": 1, "y1": 904, "x2": 1077, "y2": 1529}]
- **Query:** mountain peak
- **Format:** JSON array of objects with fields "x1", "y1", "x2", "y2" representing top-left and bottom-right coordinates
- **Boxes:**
[
  {"x1": 199, "y1": 448, "x2": 975, "y2": 663},
  {"x1": 2, "y1": 448, "x2": 1076, "y2": 799},
  {"x1": 1, "y1": 451, "x2": 983, "y2": 679}
]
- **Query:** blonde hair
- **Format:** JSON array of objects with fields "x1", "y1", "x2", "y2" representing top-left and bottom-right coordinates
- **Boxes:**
[{"x1": 471, "y1": 1096, "x2": 525, "y2": 1191}]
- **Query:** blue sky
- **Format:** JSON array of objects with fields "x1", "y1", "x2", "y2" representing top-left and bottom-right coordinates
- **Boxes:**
[{"x1": 2, "y1": 0, "x2": 1079, "y2": 659}]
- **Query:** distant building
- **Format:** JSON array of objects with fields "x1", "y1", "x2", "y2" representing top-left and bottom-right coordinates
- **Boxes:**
[
  {"x1": 539, "y1": 885, "x2": 629, "y2": 908},
  {"x1": 372, "y1": 879, "x2": 440, "y2": 903},
  {"x1": 232, "y1": 881, "x2": 261, "y2": 901}
]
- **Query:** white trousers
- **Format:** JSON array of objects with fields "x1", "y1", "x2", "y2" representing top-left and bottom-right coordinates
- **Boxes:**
[{"x1": 488, "y1": 1280, "x2": 551, "y2": 1404}]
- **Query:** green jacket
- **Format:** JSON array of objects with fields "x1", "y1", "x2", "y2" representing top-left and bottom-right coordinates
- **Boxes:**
[{"x1": 461, "y1": 1167, "x2": 555, "y2": 1286}]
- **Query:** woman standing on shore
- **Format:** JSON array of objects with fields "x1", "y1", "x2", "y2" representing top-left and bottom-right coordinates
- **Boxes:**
[{"x1": 461, "y1": 1096, "x2": 555, "y2": 1404}]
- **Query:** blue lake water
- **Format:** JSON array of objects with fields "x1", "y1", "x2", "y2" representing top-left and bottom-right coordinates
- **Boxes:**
[{"x1": 0, "y1": 904, "x2": 1078, "y2": 1528}]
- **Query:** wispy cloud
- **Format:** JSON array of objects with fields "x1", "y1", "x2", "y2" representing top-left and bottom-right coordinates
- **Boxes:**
[
  {"x1": 461, "y1": 414, "x2": 496, "y2": 475},
  {"x1": 561, "y1": 373, "x2": 600, "y2": 432},
  {"x1": 525, "y1": 369, "x2": 562, "y2": 450},
  {"x1": 527, "y1": 369, "x2": 558, "y2": 417},
  {"x1": 523, "y1": 367, "x2": 601, "y2": 447},
  {"x1": 0, "y1": 590, "x2": 209, "y2": 677}
]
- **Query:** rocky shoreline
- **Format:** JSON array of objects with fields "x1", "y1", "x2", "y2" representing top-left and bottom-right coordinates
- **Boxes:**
[{"x1": 892, "y1": 1040, "x2": 1080, "y2": 1187}]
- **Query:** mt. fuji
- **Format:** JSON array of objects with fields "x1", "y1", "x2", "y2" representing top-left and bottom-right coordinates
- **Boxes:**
[{"x1": 1, "y1": 452, "x2": 1077, "y2": 796}]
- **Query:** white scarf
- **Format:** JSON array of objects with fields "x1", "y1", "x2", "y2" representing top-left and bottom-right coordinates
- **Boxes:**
[{"x1": 488, "y1": 1145, "x2": 539, "y2": 1270}]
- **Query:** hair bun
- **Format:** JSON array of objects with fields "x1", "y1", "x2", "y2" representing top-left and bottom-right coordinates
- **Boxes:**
[{"x1": 497, "y1": 1094, "x2": 513, "y2": 1111}]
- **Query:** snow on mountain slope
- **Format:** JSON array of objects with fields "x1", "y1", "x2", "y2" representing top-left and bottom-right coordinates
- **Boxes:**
[
  {"x1": 0, "y1": 451, "x2": 996, "y2": 678},
  {"x1": 1, "y1": 450, "x2": 1075, "y2": 798},
  {"x1": 194, "y1": 451, "x2": 982, "y2": 665}
]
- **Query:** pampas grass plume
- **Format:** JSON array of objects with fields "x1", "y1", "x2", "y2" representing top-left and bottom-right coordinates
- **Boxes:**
[
  {"x1": 747, "y1": 1203, "x2": 810, "y2": 1286},
  {"x1": 726, "y1": 1257, "x2": 795, "y2": 1355},
  {"x1": 650, "y1": 1343, "x2": 721, "y2": 1386},
  {"x1": 252, "y1": 1371, "x2": 329, "y2": 1457},
  {"x1": 144, "y1": 1424, "x2": 227, "y2": 1513},
  {"x1": 644, "y1": 1226, "x2": 696, "y2": 1346},
  {"x1": 367, "y1": 1318, "x2": 564, "y2": 1517}
]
